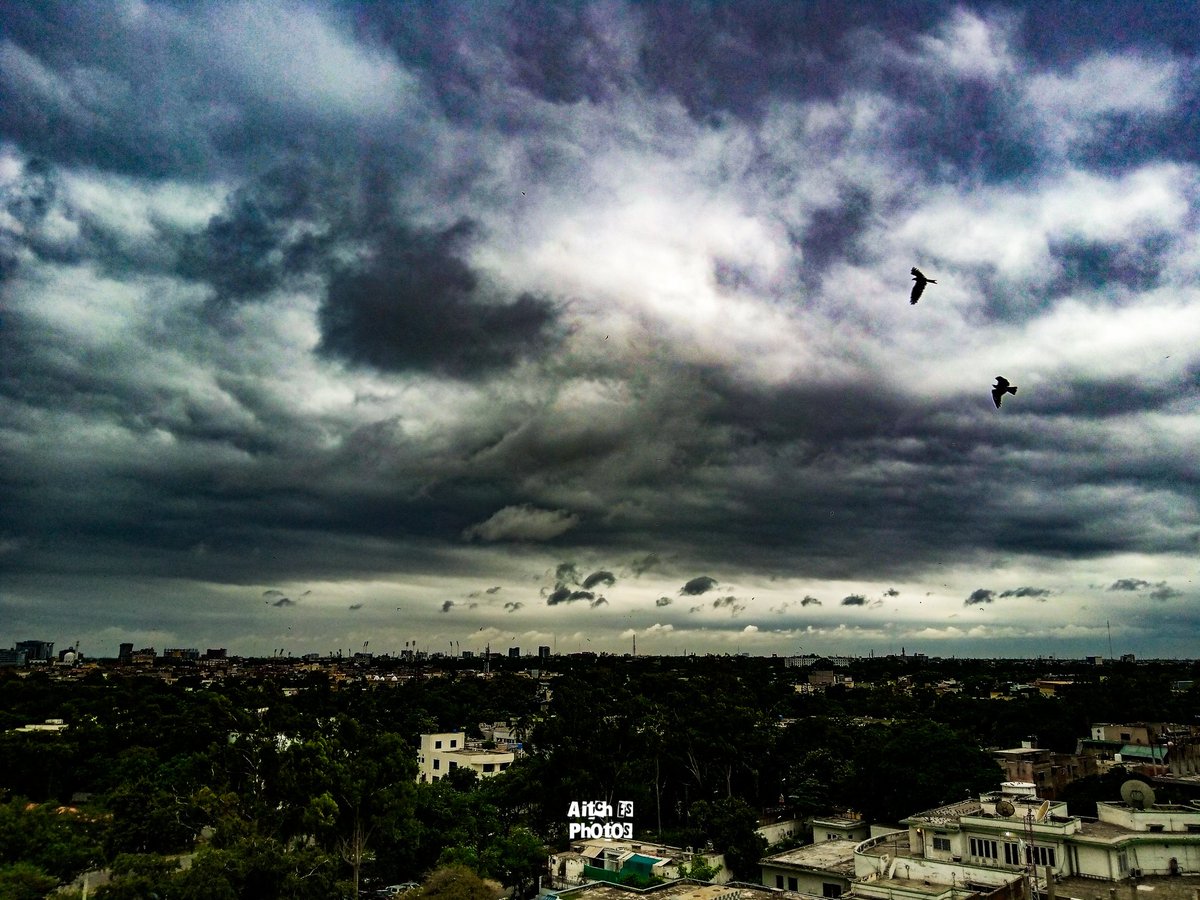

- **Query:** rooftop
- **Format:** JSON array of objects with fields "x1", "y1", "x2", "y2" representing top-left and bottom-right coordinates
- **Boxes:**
[{"x1": 762, "y1": 841, "x2": 858, "y2": 876}]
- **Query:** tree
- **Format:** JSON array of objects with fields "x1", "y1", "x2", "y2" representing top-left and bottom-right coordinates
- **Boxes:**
[
  {"x1": 0, "y1": 862, "x2": 59, "y2": 900},
  {"x1": 686, "y1": 798, "x2": 766, "y2": 881},
  {"x1": 413, "y1": 864, "x2": 504, "y2": 900},
  {"x1": 481, "y1": 826, "x2": 545, "y2": 899}
]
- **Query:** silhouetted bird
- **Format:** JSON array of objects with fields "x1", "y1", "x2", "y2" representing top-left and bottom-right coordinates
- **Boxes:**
[
  {"x1": 910, "y1": 267, "x2": 937, "y2": 304},
  {"x1": 991, "y1": 376, "x2": 1017, "y2": 408}
]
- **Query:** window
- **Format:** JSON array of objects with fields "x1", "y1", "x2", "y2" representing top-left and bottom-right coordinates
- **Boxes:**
[
  {"x1": 451, "y1": 739, "x2": 458, "y2": 747},
  {"x1": 827, "y1": 833, "x2": 839, "y2": 841},
  {"x1": 787, "y1": 878, "x2": 798, "y2": 891},
  {"x1": 1148, "y1": 824, "x2": 1164, "y2": 833},
  {"x1": 1025, "y1": 846, "x2": 1056, "y2": 867},
  {"x1": 449, "y1": 761, "x2": 458, "y2": 770},
  {"x1": 969, "y1": 838, "x2": 998, "y2": 860},
  {"x1": 483, "y1": 763, "x2": 495, "y2": 772},
  {"x1": 435, "y1": 740, "x2": 442, "y2": 749},
  {"x1": 1117, "y1": 851, "x2": 1129, "y2": 875},
  {"x1": 499, "y1": 762, "x2": 510, "y2": 770},
  {"x1": 775, "y1": 876, "x2": 784, "y2": 889},
  {"x1": 1120, "y1": 732, "x2": 1131, "y2": 742},
  {"x1": 822, "y1": 884, "x2": 842, "y2": 898},
  {"x1": 932, "y1": 837, "x2": 952, "y2": 853},
  {"x1": 1004, "y1": 843, "x2": 1020, "y2": 865},
  {"x1": 433, "y1": 759, "x2": 440, "y2": 770}
]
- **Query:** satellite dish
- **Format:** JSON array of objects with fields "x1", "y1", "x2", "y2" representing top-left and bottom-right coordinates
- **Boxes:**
[
  {"x1": 1121, "y1": 780, "x2": 1157, "y2": 810},
  {"x1": 1035, "y1": 800, "x2": 1050, "y2": 822},
  {"x1": 996, "y1": 800, "x2": 1016, "y2": 817}
]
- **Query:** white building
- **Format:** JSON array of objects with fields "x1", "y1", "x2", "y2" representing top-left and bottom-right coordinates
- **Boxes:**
[
  {"x1": 853, "y1": 779, "x2": 1200, "y2": 891},
  {"x1": 416, "y1": 731, "x2": 515, "y2": 783}
]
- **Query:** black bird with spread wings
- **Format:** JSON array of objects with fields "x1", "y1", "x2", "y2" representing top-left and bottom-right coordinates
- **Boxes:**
[
  {"x1": 910, "y1": 267, "x2": 937, "y2": 304},
  {"x1": 992, "y1": 376, "x2": 1017, "y2": 408}
]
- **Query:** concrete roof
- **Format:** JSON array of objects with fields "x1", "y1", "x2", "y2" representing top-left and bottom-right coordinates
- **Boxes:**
[{"x1": 761, "y1": 841, "x2": 859, "y2": 876}]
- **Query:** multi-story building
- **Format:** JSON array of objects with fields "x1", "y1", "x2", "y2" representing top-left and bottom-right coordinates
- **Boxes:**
[
  {"x1": 415, "y1": 732, "x2": 515, "y2": 783},
  {"x1": 853, "y1": 779, "x2": 1200, "y2": 892},
  {"x1": 15, "y1": 640, "x2": 54, "y2": 662}
]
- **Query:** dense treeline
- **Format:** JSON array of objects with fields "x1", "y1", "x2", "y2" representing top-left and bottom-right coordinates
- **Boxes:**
[{"x1": 0, "y1": 655, "x2": 1197, "y2": 897}]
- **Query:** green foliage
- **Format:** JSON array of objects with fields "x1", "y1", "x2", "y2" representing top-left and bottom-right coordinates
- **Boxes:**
[
  {"x1": 0, "y1": 862, "x2": 60, "y2": 900},
  {"x1": 685, "y1": 798, "x2": 766, "y2": 881},
  {"x1": 413, "y1": 864, "x2": 504, "y2": 900},
  {"x1": 0, "y1": 798, "x2": 103, "y2": 881},
  {"x1": 680, "y1": 856, "x2": 719, "y2": 882}
]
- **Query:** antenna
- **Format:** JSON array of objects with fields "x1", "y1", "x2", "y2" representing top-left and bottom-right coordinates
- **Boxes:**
[
  {"x1": 1108, "y1": 619, "x2": 1114, "y2": 659},
  {"x1": 1034, "y1": 800, "x2": 1050, "y2": 822},
  {"x1": 1120, "y1": 780, "x2": 1157, "y2": 810}
]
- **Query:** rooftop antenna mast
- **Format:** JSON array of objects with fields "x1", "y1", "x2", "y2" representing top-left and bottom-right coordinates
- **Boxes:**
[{"x1": 1107, "y1": 619, "x2": 1114, "y2": 659}]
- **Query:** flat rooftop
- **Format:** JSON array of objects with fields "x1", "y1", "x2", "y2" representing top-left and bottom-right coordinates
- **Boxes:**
[{"x1": 762, "y1": 841, "x2": 859, "y2": 876}]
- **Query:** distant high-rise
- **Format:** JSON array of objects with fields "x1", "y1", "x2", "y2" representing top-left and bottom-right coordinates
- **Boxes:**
[
  {"x1": 508, "y1": 646, "x2": 520, "y2": 658},
  {"x1": 538, "y1": 645, "x2": 550, "y2": 660},
  {"x1": 15, "y1": 640, "x2": 53, "y2": 662},
  {"x1": 118, "y1": 642, "x2": 133, "y2": 662}
]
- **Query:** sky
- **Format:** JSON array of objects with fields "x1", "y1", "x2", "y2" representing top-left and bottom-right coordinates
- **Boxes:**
[{"x1": 2, "y1": 1, "x2": 1199, "y2": 660}]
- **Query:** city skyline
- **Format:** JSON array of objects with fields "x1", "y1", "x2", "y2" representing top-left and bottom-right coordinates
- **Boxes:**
[{"x1": 2, "y1": 1, "x2": 1199, "y2": 659}]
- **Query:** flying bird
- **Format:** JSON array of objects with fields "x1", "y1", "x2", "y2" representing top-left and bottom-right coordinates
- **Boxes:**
[
  {"x1": 910, "y1": 267, "x2": 937, "y2": 304},
  {"x1": 991, "y1": 376, "x2": 1018, "y2": 408}
]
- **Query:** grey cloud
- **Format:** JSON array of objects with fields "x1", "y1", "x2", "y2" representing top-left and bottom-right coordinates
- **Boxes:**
[
  {"x1": 263, "y1": 589, "x2": 285, "y2": 598},
  {"x1": 965, "y1": 589, "x2": 996, "y2": 606},
  {"x1": 504, "y1": 601, "x2": 523, "y2": 612},
  {"x1": 841, "y1": 594, "x2": 867, "y2": 606},
  {"x1": 1109, "y1": 579, "x2": 1151, "y2": 592},
  {"x1": 582, "y1": 570, "x2": 616, "y2": 590},
  {"x1": 271, "y1": 597, "x2": 295, "y2": 608},
  {"x1": 801, "y1": 596, "x2": 822, "y2": 607},
  {"x1": 712, "y1": 595, "x2": 737, "y2": 608},
  {"x1": 884, "y1": 588, "x2": 900, "y2": 597},
  {"x1": 486, "y1": 586, "x2": 501, "y2": 594},
  {"x1": 655, "y1": 596, "x2": 672, "y2": 607},
  {"x1": 1150, "y1": 583, "x2": 1182, "y2": 601},
  {"x1": 628, "y1": 554, "x2": 661, "y2": 576},
  {"x1": 680, "y1": 576, "x2": 718, "y2": 596},
  {"x1": 348, "y1": 603, "x2": 363, "y2": 610},
  {"x1": 317, "y1": 219, "x2": 561, "y2": 379},
  {"x1": 589, "y1": 596, "x2": 608, "y2": 608},
  {"x1": 463, "y1": 504, "x2": 580, "y2": 542},
  {"x1": 441, "y1": 600, "x2": 455, "y2": 613},
  {"x1": 998, "y1": 587, "x2": 1052, "y2": 599}
]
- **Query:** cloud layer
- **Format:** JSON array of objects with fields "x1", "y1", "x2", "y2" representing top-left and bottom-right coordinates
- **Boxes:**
[{"x1": 1, "y1": 1, "x2": 1199, "y2": 657}]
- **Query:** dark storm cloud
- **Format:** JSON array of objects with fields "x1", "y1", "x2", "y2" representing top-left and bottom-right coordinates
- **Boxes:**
[
  {"x1": 801, "y1": 596, "x2": 822, "y2": 607},
  {"x1": 348, "y1": 603, "x2": 363, "y2": 610},
  {"x1": 589, "y1": 596, "x2": 608, "y2": 608},
  {"x1": 546, "y1": 589, "x2": 594, "y2": 606},
  {"x1": 884, "y1": 588, "x2": 900, "y2": 597},
  {"x1": 555, "y1": 563, "x2": 581, "y2": 586},
  {"x1": 486, "y1": 586, "x2": 501, "y2": 594},
  {"x1": 271, "y1": 597, "x2": 295, "y2": 608},
  {"x1": 841, "y1": 594, "x2": 867, "y2": 606},
  {"x1": 317, "y1": 219, "x2": 561, "y2": 379},
  {"x1": 441, "y1": 600, "x2": 455, "y2": 613},
  {"x1": 680, "y1": 576, "x2": 718, "y2": 596},
  {"x1": 655, "y1": 596, "x2": 672, "y2": 607},
  {"x1": 504, "y1": 601, "x2": 523, "y2": 612},
  {"x1": 965, "y1": 589, "x2": 996, "y2": 606},
  {"x1": 263, "y1": 589, "x2": 285, "y2": 598},
  {"x1": 998, "y1": 587, "x2": 1051, "y2": 599},
  {"x1": 582, "y1": 570, "x2": 616, "y2": 590},
  {"x1": 1109, "y1": 579, "x2": 1151, "y2": 592},
  {"x1": 712, "y1": 595, "x2": 736, "y2": 608}
]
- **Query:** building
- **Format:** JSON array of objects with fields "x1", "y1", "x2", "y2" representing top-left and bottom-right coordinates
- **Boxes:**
[
  {"x1": 416, "y1": 732, "x2": 515, "y2": 783},
  {"x1": 539, "y1": 646, "x2": 551, "y2": 660},
  {"x1": 0, "y1": 648, "x2": 27, "y2": 666},
  {"x1": 549, "y1": 838, "x2": 730, "y2": 889},
  {"x1": 118, "y1": 643, "x2": 133, "y2": 662},
  {"x1": 857, "y1": 778, "x2": 1200, "y2": 891},
  {"x1": 16, "y1": 640, "x2": 54, "y2": 662},
  {"x1": 760, "y1": 840, "x2": 857, "y2": 897},
  {"x1": 545, "y1": 879, "x2": 774, "y2": 900},
  {"x1": 811, "y1": 815, "x2": 870, "y2": 844},
  {"x1": 510, "y1": 647, "x2": 521, "y2": 658},
  {"x1": 992, "y1": 744, "x2": 1098, "y2": 799}
]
